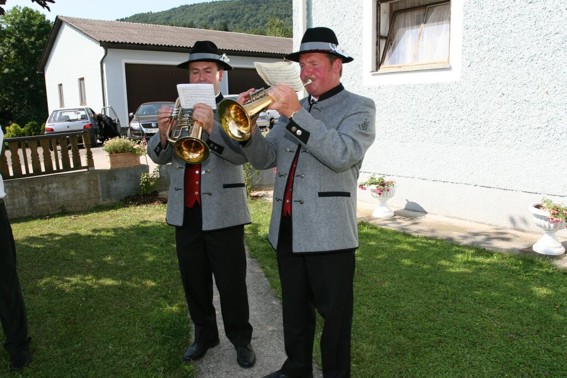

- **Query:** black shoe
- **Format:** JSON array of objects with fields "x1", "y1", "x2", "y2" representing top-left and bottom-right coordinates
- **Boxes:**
[
  {"x1": 236, "y1": 343, "x2": 256, "y2": 368},
  {"x1": 182, "y1": 337, "x2": 219, "y2": 362},
  {"x1": 10, "y1": 350, "x2": 32, "y2": 371}
]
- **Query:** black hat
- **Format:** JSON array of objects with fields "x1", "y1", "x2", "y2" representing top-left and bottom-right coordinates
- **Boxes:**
[
  {"x1": 285, "y1": 27, "x2": 353, "y2": 63},
  {"x1": 177, "y1": 40, "x2": 233, "y2": 70}
]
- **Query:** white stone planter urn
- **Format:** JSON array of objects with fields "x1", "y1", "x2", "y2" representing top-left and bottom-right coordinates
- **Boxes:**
[
  {"x1": 369, "y1": 185, "x2": 396, "y2": 218},
  {"x1": 528, "y1": 205, "x2": 566, "y2": 256}
]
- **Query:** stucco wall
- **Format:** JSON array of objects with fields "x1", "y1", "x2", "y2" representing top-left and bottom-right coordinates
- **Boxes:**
[
  {"x1": 4, "y1": 166, "x2": 148, "y2": 219},
  {"x1": 4, "y1": 163, "x2": 274, "y2": 220},
  {"x1": 297, "y1": 0, "x2": 567, "y2": 232},
  {"x1": 44, "y1": 23, "x2": 105, "y2": 112}
]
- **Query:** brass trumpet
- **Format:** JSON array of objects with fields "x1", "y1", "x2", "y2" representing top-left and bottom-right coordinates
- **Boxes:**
[
  {"x1": 218, "y1": 80, "x2": 312, "y2": 142},
  {"x1": 168, "y1": 98, "x2": 209, "y2": 164}
]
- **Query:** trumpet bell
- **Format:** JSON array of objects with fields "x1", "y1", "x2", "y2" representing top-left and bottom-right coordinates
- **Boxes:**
[
  {"x1": 219, "y1": 93, "x2": 273, "y2": 142},
  {"x1": 168, "y1": 101, "x2": 209, "y2": 164},
  {"x1": 218, "y1": 99, "x2": 251, "y2": 142},
  {"x1": 218, "y1": 81, "x2": 310, "y2": 142},
  {"x1": 174, "y1": 137, "x2": 209, "y2": 164}
]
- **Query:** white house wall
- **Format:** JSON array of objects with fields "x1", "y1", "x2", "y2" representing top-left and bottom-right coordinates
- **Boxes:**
[
  {"x1": 296, "y1": 0, "x2": 567, "y2": 234},
  {"x1": 44, "y1": 23, "x2": 105, "y2": 113}
]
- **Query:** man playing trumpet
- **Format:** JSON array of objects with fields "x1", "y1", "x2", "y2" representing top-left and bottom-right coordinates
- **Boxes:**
[
  {"x1": 147, "y1": 40, "x2": 256, "y2": 369},
  {"x1": 237, "y1": 27, "x2": 376, "y2": 378}
]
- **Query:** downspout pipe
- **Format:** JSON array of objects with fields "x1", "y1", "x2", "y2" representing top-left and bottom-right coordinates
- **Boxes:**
[
  {"x1": 294, "y1": 0, "x2": 309, "y2": 96},
  {"x1": 99, "y1": 46, "x2": 109, "y2": 107},
  {"x1": 294, "y1": 0, "x2": 308, "y2": 47}
]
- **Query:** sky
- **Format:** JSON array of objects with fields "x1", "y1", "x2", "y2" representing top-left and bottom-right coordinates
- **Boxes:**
[{"x1": 4, "y1": 0, "x2": 208, "y2": 21}]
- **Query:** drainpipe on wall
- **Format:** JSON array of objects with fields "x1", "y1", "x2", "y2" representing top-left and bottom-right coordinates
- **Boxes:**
[
  {"x1": 99, "y1": 47, "x2": 109, "y2": 107},
  {"x1": 294, "y1": 0, "x2": 309, "y2": 97},
  {"x1": 294, "y1": 0, "x2": 308, "y2": 47}
]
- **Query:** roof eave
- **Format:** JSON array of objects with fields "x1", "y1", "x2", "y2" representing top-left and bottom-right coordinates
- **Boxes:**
[{"x1": 99, "y1": 42, "x2": 287, "y2": 59}]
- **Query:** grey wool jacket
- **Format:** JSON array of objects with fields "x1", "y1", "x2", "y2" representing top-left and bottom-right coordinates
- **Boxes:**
[
  {"x1": 241, "y1": 85, "x2": 376, "y2": 253},
  {"x1": 147, "y1": 117, "x2": 251, "y2": 230}
]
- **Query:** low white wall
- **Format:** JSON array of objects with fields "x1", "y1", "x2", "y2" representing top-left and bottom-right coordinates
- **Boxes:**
[{"x1": 4, "y1": 166, "x2": 149, "y2": 219}]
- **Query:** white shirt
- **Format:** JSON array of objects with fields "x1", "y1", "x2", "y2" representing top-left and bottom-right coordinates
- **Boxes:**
[{"x1": 0, "y1": 128, "x2": 6, "y2": 199}]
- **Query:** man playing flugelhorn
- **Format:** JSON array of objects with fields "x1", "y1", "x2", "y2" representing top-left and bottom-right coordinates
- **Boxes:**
[
  {"x1": 236, "y1": 27, "x2": 376, "y2": 378},
  {"x1": 147, "y1": 40, "x2": 256, "y2": 369}
]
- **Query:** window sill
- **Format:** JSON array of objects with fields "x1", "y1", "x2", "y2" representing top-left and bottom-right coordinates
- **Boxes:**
[{"x1": 377, "y1": 62, "x2": 451, "y2": 74}]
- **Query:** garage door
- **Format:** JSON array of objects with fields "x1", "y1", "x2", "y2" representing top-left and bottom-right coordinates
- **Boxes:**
[
  {"x1": 125, "y1": 64, "x2": 267, "y2": 114},
  {"x1": 228, "y1": 68, "x2": 267, "y2": 95},
  {"x1": 125, "y1": 64, "x2": 185, "y2": 114}
]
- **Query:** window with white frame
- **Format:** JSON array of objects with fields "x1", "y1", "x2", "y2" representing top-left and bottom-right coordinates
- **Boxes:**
[
  {"x1": 377, "y1": 0, "x2": 451, "y2": 72},
  {"x1": 58, "y1": 83, "x2": 64, "y2": 108},
  {"x1": 78, "y1": 77, "x2": 87, "y2": 106}
]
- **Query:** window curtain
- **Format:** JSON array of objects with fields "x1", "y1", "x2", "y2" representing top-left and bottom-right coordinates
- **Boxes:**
[
  {"x1": 383, "y1": 8, "x2": 423, "y2": 65},
  {"x1": 415, "y1": 3, "x2": 450, "y2": 63},
  {"x1": 383, "y1": 2, "x2": 450, "y2": 66}
]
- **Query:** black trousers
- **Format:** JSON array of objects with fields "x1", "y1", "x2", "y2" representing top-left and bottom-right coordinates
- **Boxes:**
[
  {"x1": 277, "y1": 216, "x2": 355, "y2": 378},
  {"x1": 0, "y1": 201, "x2": 30, "y2": 355},
  {"x1": 175, "y1": 204, "x2": 252, "y2": 347}
]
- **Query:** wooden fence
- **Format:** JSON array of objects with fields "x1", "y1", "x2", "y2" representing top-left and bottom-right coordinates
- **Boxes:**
[{"x1": 0, "y1": 131, "x2": 95, "y2": 180}]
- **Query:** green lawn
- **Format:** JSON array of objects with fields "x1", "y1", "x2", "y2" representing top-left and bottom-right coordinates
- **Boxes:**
[
  {"x1": 10, "y1": 204, "x2": 193, "y2": 377},
  {"x1": 7, "y1": 199, "x2": 567, "y2": 377},
  {"x1": 245, "y1": 199, "x2": 567, "y2": 377}
]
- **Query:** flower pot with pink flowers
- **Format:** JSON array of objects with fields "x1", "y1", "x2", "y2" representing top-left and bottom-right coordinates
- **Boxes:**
[
  {"x1": 529, "y1": 198, "x2": 567, "y2": 256},
  {"x1": 359, "y1": 175, "x2": 396, "y2": 218}
]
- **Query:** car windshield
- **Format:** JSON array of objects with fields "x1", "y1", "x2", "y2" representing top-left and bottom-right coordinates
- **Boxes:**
[
  {"x1": 137, "y1": 104, "x2": 161, "y2": 116},
  {"x1": 48, "y1": 108, "x2": 89, "y2": 122}
]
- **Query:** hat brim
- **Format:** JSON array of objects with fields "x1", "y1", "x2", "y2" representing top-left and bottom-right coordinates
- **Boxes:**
[
  {"x1": 285, "y1": 50, "x2": 354, "y2": 63},
  {"x1": 177, "y1": 59, "x2": 233, "y2": 70}
]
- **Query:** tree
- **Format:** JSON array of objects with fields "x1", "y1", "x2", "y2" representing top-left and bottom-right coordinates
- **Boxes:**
[
  {"x1": 0, "y1": 0, "x2": 55, "y2": 16},
  {"x1": 267, "y1": 16, "x2": 291, "y2": 38},
  {"x1": 0, "y1": 6, "x2": 52, "y2": 127}
]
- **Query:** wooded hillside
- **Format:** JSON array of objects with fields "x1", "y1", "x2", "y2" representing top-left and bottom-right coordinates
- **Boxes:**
[{"x1": 120, "y1": 0, "x2": 292, "y2": 37}]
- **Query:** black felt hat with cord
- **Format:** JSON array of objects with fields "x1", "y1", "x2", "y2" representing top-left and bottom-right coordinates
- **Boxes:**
[
  {"x1": 177, "y1": 40, "x2": 233, "y2": 70},
  {"x1": 285, "y1": 27, "x2": 353, "y2": 63}
]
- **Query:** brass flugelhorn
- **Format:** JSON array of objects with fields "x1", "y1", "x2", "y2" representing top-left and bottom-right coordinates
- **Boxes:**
[
  {"x1": 168, "y1": 98, "x2": 209, "y2": 164},
  {"x1": 218, "y1": 80, "x2": 312, "y2": 142}
]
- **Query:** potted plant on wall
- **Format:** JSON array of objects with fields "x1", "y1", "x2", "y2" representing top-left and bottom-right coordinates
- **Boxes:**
[
  {"x1": 528, "y1": 198, "x2": 567, "y2": 256},
  {"x1": 359, "y1": 175, "x2": 396, "y2": 218},
  {"x1": 102, "y1": 137, "x2": 146, "y2": 169}
]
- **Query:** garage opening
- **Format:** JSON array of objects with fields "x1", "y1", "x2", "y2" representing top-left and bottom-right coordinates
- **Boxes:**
[{"x1": 125, "y1": 64, "x2": 267, "y2": 114}]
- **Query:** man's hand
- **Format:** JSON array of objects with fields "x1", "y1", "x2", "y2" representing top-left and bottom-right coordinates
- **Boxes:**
[
  {"x1": 237, "y1": 88, "x2": 256, "y2": 105},
  {"x1": 158, "y1": 105, "x2": 174, "y2": 148},
  {"x1": 267, "y1": 85, "x2": 301, "y2": 119},
  {"x1": 192, "y1": 103, "x2": 215, "y2": 135}
]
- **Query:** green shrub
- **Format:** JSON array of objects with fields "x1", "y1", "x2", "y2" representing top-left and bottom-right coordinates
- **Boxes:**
[
  {"x1": 102, "y1": 137, "x2": 146, "y2": 156},
  {"x1": 244, "y1": 162, "x2": 261, "y2": 197},
  {"x1": 3, "y1": 121, "x2": 43, "y2": 137},
  {"x1": 4, "y1": 123, "x2": 25, "y2": 138},
  {"x1": 23, "y1": 121, "x2": 43, "y2": 136},
  {"x1": 140, "y1": 167, "x2": 160, "y2": 195}
]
